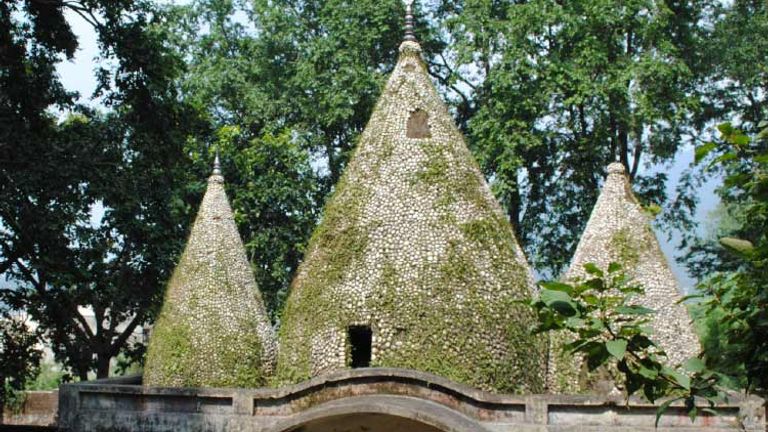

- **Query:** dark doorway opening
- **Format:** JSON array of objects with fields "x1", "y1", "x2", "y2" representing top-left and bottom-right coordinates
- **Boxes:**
[{"x1": 348, "y1": 325, "x2": 372, "y2": 368}]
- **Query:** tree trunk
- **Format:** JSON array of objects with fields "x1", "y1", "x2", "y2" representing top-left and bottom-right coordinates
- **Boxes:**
[
  {"x1": 326, "y1": 141, "x2": 341, "y2": 194},
  {"x1": 506, "y1": 180, "x2": 523, "y2": 240},
  {"x1": 77, "y1": 367, "x2": 89, "y2": 382},
  {"x1": 96, "y1": 354, "x2": 111, "y2": 379}
]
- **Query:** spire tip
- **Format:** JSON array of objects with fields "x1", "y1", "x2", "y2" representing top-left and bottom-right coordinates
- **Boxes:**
[
  {"x1": 404, "y1": 0, "x2": 416, "y2": 42},
  {"x1": 212, "y1": 151, "x2": 221, "y2": 176}
]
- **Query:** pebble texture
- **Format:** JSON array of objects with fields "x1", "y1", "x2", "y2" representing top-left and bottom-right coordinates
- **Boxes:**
[
  {"x1": 547, "y1": 162, "x2": 700, "y2": 392},
  {"x1": 276, "y1": 40, "x2": 546, "y2": 393},
  {"x1": 143, "y1": 170, "x2": 277, "y2": 388}
]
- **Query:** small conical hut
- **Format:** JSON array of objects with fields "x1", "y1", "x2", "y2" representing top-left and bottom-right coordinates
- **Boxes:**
[
  {"x1": 144, "y1": 159, "x2": 276, "y2": 388},
  {"x1": 548, "y1": 162, "x2": 700, "y2": 392},
  {"x1": 276, "y1": 33, "x2": 546, "y2": 393}
]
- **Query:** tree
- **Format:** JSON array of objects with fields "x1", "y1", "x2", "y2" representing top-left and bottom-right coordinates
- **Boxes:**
[
  {"x1": 1, "y1": 0, "x2": 202, "y2": 379},
  {"x1": 428, "y1": 0, "x2": 714, "y2": 275},
  {"x1": 693, "y1": 122, "x2": 768, "y2": 396},
  {"x1": 161, "y1": 0, "x2": 409, "y2": 314},
  {"x1": 673, "y1": 0, "x2": 768, "y2": 252},
  {"x1": 698, "y1": 0, "x2": 767, "y2": 131},
  {"x1": 0, "y1": 309, "x2": 42, "y2": 413}
]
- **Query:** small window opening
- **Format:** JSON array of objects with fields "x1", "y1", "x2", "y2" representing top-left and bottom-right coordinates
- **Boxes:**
[
  {"x1": 407, "y1": 109, "x2": 431, "y2": 139},
  {"x1": 348, "y1": 325, "x2": 372, "y2": 368}
]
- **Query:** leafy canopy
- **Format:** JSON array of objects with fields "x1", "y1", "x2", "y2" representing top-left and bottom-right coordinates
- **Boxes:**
[
  {"x1": 0, "y1": 0, "x2": 203, "y2": 379},
  {"x1": 529, "y1": 263, "x2": 727, "y2": 425}
]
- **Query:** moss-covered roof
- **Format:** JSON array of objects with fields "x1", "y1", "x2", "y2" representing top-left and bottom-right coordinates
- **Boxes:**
[
  {"x1": 276, "y1": 40, "x2": 546, "y2": 393},
  {"x1": 547, "y1": 162, "x2": 700, "y2": 392},
  {"x1": 144, "y1": 166, "x2": 276, "y2": 388}
]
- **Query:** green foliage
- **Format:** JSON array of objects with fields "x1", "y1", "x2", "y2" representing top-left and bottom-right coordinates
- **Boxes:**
[
  {"x1": 698, "y1": 1, "x2": 768, "y2": 130},
  {"x1": 0, "y1": 312, "x2": 42, "y2": 409},
  {"x1": 690, "y1": 121, "x2": 768, "y2": 396},
  {"x1": 161, "y1": 0, "x2": 408, "y2": 316},
  {"x1": 0, "y1": 0, "x2": 204, "y2": 379},
  {"x1": 26, "y1": 362, "x2": 67, "y2": 391},
  {"x1": 529, "y1": 263, "x2": 727, "y2": 424},
  {"x1": 430, "y1": 0, "x2": 715, "y2": 275}
]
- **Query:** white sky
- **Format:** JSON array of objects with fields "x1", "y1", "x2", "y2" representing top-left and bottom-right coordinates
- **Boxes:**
[{"x1": 53, "y1": 5, "x2": 722, "y2": 291}]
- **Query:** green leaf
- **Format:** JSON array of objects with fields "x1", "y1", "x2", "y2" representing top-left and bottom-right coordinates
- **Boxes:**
[
  {"x1": 717, "y1": 123, "x2": 734, "y2": 136},
  {"x1": 655, "y1": 399, "x2": 678, "y2": 427},
  {"x1": 694, "y1": 142, "x2": 716, "y2": 164},
  {"x1": 708, "y1": 152, "x2": 737, "y2": 169},
  {"x1": 607, "y1": 261, "x2": 622, "y2": 273},
  {"x1": 662, "y1": 368, "x2": 691, "y2": 390},
  {"x1": 615, "y1": 305, "x2": 655, "y2": 315},
  {"x1": 583, "y1": 263, "x2": 603, "y2": 277},
  {"x1": 682, "y1": 357, "x2": 705, "y2": 373},
  {"x1": 565, "y1": 317, "x2": 586, "y2": 328},
  {"x1": 686, "y1": 398, "x2": 698, "y2": 423},
  {"x1": 582, "y1": 294, "x2": 599, "y2": 305},
  {"x1": 539, "y1": 289, "x2": 578, "y2": 316},
  {"x1": 539, "y1": 281, "x2": 574, "y2": 295},
  {"x1": 731, "y1": 133, "x2": 750, "y2": 147},
  {"x1": 606, "y1": 339, "x2": 627, "y2": 359},
  {"x1": 638, "y1": 365, "x2": 659, "y2": 379},
  {"x1": 586, "y1": 344, "x2": 611, "y2": 371},
  {"x1": 719, "y1": 237, "x2": 754, "y2": 256}
]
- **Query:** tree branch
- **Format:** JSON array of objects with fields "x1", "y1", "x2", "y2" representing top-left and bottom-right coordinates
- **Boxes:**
[
  {"x1": 427, "y1": 69, "x2": 472, "y2": 114},
  {"x1": 109, "y1": 312, "x2": 144, "y2": 358}
]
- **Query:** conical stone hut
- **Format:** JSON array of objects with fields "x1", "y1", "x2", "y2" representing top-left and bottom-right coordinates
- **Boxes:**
[
  {"x1": 144, "y1": 159, "x2": 277, "y2": 388},
  {"x1": 275, "y1": 36, "x2": 546, "y2": 393},
  {"x1": 547, "y1": 162, "x2": 700, "y2": 392}
]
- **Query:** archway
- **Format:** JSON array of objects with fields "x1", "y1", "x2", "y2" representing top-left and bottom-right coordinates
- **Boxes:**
[
  {"x1": 269, "y1": 394, "x2": 488, "y2": 432},
  {"x1": 280, "y1": 413, "x2": 444, "y2": 432}
]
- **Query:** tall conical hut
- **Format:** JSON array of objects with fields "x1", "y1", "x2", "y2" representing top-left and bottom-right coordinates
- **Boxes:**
[
  {"x1": 275, "y1": 3, "x2": 545, "y2": 393},
  {"x1": 143, "y1": 156, "x2": 277, "y2": 388},
  {"x1": 547, "y1": 162, "x2": 700, "y2": 392}
]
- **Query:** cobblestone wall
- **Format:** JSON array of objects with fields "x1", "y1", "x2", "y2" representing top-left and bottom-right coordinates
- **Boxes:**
[
  {"x1": 143, "y1": 169, "x2": 276, "y2": 388},
  {"x1": 548, "y1": 162, "x2": 700, "y2": 392},
  {"x1": 276, "y1": 40, "x2": 545, "y2": 393}
]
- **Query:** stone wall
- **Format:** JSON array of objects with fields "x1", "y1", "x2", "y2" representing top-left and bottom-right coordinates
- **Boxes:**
[
  {"x1": 0, "y1": 390, "x2": 57, "y2": 430},
  {"x1": 53, "y1": 369, "x2": 764, "y2": 432}
]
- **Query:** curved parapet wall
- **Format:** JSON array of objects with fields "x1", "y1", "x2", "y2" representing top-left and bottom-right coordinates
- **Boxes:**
[
  {"x1": 143, "y1": 168, "x2": 276, "y2": 388},
  {"x1": 276, "y1": 38, "x2": 544, "y2": 394},
  {"x1": 57, "y1": 369, "x2": 765, "y2": 432}
]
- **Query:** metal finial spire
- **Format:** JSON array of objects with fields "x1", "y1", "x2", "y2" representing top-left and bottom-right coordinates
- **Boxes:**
[
  {"x1": 404, "y1": 0, "x2": 416, "y2": 42},
  {"x1": 212, "y1": 151, "x2": 221, "y2": 176}
]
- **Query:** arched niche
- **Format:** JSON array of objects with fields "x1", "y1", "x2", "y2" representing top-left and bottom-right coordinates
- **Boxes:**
[{"x1": 269, "y1": 394, "x2": 487, "y2": 432}]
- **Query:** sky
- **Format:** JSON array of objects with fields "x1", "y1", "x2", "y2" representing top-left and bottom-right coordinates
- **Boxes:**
[{"x1": 54, "y1": 8, "x2": 723, "y2": 291}]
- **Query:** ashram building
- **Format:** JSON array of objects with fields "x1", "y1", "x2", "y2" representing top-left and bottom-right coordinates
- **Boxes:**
[
  {"x1": 274, "y1": 34, "x2": 544, "y2": 395},
  {"x1": 33, "y1": 4, "x2": 764, "y2": 432}
]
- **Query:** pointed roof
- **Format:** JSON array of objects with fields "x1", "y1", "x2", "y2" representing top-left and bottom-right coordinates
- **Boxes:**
[
  {"x1": 549, "y1": 162, "x2": 699, "y2": 390},
  {"x1": 144, "y1": 160, "x2": 276, "y2": 388},
  {"x1": 276, "y1": 24, "x2": 546, "y2": 393}
]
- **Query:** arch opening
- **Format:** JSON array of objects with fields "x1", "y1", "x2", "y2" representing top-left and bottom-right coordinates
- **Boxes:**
[{"x1": 283, "y1": 413, "x2": 444, "y2": 432}]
